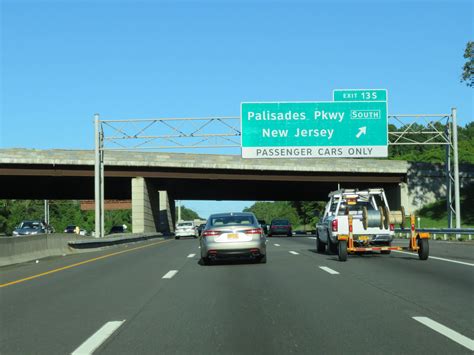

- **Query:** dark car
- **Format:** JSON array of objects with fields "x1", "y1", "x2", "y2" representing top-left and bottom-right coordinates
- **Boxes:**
[
  {"x1": 268, "y1": 219, "x2": 292, "y2": 237},
  {"x1": 109, "y1": 225, "x2": 127, "y2": 234},
  {"x1": 12, "y1": 220, "x2": 52, "y2": 236},
  {"x1": 64, "y1": 225, "x2": 77, "y2": 233}
]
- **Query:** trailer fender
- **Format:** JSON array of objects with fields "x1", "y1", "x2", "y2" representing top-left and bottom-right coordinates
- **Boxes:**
[{"x1": 417, "y1": 232, "x2": 430, "y2": 239}]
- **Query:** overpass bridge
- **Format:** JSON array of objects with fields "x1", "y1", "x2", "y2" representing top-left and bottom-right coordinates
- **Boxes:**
[{"x1": 1, "y1": 148, "x2": 410, "y2": 233}]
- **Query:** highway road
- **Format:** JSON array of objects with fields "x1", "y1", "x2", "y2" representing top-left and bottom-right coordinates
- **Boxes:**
[{"x1": 1, "y1": 237, "x2": 473, "y2": 354}]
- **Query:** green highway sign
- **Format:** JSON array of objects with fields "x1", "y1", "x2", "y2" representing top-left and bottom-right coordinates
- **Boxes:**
[
  {"x1": 241, "y1": 100, "x2": 388, "y2": 159},
  {"x1": 333, "y1": 89, "x2": 387, "y2": 102}
]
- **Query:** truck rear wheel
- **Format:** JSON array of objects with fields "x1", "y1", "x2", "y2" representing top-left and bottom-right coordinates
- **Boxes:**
[
  {"x1": 418, "y1": 239, "x2": 429, "y2": 260},
  {"x1": 327, "y1": 238, "x2": 338, "y2": 254},
  {"x1": 338, "y1": 241, "x2": 348, "y2": 262},
  {"x1": 316, "y1": 236, "x2": 326, "y2": 253}
]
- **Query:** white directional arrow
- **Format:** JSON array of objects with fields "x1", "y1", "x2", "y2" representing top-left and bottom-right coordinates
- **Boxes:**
[{"x1": 356, "y1": 126, "x2": 367, "y2": 139}]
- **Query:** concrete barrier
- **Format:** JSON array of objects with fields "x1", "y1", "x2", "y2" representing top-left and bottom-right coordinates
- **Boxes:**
[{"x1": 0, "y1": 233, "x2": 163, "y2": 267}]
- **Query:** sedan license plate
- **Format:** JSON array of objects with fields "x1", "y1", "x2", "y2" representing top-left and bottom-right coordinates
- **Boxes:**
[{"x1": 227, "y1": 233, "x2": 238, "y2": 239}]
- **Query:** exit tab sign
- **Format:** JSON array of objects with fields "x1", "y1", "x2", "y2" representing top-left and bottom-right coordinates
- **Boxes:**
[{"x1": 333, "y1": 89, "x2": 387, "y2": 102}]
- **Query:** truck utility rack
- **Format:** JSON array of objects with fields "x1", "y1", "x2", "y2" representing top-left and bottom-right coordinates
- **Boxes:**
[{"x1": 336, "y1": 214, "x2": 430, "y2": 261}]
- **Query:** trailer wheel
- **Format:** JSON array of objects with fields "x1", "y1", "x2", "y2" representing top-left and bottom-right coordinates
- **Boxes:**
[
  {"x1": 418, "y1": 239, "x2": 429, "y2": 260},
  {"x1": 338, "y1": 241, "x2": 348, "y2": 262},
  {"x1": 316, "y1": 235, "x2": 326, "y2": 253}
]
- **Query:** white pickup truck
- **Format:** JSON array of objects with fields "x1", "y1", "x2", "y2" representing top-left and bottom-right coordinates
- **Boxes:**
[{"x1": 316, "y1": 188, "x2": 396, "y2": 261}]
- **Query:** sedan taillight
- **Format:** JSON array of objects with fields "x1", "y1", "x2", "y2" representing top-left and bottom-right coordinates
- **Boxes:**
[
  {"x1": 244, "y1": 228, "x2": 263, "y2": 235},
  {"x1": 202, "y1": 230, "x2": 222, "y2": 237}
]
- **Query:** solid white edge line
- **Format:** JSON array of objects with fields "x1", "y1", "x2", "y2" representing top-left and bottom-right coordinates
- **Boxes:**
[
  {"x1": 187, "y1": 253, "x2": 196, "y2": 258},
  {"x1": 289, "y1": 251, "x2": 299, "y2": 255},
  {"x1": 71, "y1": 320, "x2": 125, "y2": 355},
  {"x1": 308, "y1": 237, "x2": 317, "y2": 240},
  {"x1": 393, "y1": 250, "x2": 474, "y2": 267},
  {"x1": 413, "y1": 317, "x2": 474, "y2": 351},
  {"x1": 274, "y1": 244, "x2": 280, "y2": 246},
  {"x1": 162, "y1": 270, "x2": 179, "y2": 279},
  {"x1": 319, "y1": 266, "x2": 340, "y2": 275}
]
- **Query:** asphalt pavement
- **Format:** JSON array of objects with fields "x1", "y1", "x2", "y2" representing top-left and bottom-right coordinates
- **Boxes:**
[{"x1": 1, "y1": 236, "x2": 473, "y2": 354}]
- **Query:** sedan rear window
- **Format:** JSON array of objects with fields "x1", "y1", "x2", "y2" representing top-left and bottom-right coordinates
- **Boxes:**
[
  {"x1": 210, "y1": 216, "x2": 255, "y2": 226},
  {"x1": 178, "y1": 222, "x2": 193, "y2": 227},
  {"x1": 272, "y1": 220, "x2": 290, "y2": 225}
]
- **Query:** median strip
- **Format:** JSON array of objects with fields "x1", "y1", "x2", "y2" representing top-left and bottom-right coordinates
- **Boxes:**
[
  {"x1": 0, "y1": 239, "x2": 172, "y2": 288},
  {"x1": 412, "y1": 316, "x2": 474, "y2": 351},
  {"x1": 71, "y1": 320, "x2": 125, "y2": 355}
]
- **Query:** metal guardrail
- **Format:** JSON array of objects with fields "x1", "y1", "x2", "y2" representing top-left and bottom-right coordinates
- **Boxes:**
[
  {"x1": 394, "y1": 228, "x2": 473, "y2": 241},
  {"x1": 395, "y1": 228, "x2": 474, "y2": 234}
]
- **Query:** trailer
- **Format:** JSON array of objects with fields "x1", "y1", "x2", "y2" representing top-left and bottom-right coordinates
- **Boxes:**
[
  {"x1": 336, "y1": 214, "x2": 430, "y2": 261},
  {"x1": 316, "y1": 188, "x2": 430, "y2": 262}
]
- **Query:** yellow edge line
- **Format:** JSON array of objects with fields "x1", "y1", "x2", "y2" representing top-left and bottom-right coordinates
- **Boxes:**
[{"x1": 0, "y1": 239, "x2": 172, "y2": 288}]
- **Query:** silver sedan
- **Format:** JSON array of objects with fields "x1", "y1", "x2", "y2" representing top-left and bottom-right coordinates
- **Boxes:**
[{"x1": 200, "y1": 212, "x2": 267, "y2": 265}]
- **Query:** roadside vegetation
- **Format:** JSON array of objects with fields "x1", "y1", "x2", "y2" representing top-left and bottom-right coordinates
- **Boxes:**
[{"x1": 0, "y1": 200, "x2": 131, "y2": 236}]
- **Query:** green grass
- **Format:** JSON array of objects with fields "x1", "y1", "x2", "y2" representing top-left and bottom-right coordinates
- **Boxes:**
[{"x1": 413, "y1": 216, "x2": 474, "y2": 229}]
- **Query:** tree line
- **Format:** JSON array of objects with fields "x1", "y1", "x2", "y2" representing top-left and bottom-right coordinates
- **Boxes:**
[{"x1": 0, "y1": 200, "x2": 131, "y2": 236}]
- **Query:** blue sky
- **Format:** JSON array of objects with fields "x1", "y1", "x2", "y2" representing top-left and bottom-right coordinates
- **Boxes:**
[{"x1": 1, "y1": 0, "x2": 473, "y2": 218}]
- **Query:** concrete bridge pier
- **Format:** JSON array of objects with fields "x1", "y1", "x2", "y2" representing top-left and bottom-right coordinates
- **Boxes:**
[
  {"x1": 131, "y1": 177, "x2": 175, "y2": 235},
  {"x1": 158, "y1": 190, "x2": 175, "y2": 235},
  {"x1": 132, "y1": 177, "x2": 160, "y2": 233},
  {"x1": 385, "y1": 182, "x2": 409, "y2": 213}
]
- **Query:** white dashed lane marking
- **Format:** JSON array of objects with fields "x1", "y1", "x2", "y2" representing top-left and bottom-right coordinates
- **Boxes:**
[
  {"x1": 162, "y1": 270, "x2": 178, "y2": 279},
  {"x1": 413, "y1": 317, "x2": 474, "y2": 351},
  {"x1": 393, "y1": 251, "x2": 474, "y2": 267},
  {"x1": 289, "y1": 251, "x2": 299, "y2": 255},
  {"x1": 187, "y1": 253, "x2": 196, "y2": 258},
  {"x1": 274, "y1": 244, "x2": 280, "y2": 247},
  {"x1": 319, "y1": 266, "x2": 340, "y2": 275},
  {"x1": 72, "y1": 320, "x2": 125, "y2": 355}
]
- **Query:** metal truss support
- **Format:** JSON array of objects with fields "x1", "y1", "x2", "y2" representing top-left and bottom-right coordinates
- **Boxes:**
[
  {"x1": 451, "y1": 108, "x2": 461, "y2": 230},
  {"x1": 94, "y1": 113, "x2": 105, "y2": 238}
]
